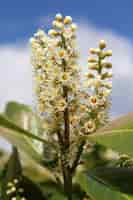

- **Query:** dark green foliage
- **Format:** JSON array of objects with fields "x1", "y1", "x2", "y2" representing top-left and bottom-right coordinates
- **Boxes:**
[
  {"x1": 1, "y1": 147, "x2": 46, "y2": 200},
  {"x1": 88, "y1": 167, "x2": 133, "y2": 194}
]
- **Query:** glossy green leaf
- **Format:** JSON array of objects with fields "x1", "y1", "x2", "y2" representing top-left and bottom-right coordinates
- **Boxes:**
[
  {"x1": 40, "y1": 182, "x2": 66, "y2": 200},
  {"x1": 76, "y1": 172, "x2": 133, "y2": 200},
  {"x1": 4, "y1": 101, "x2": 42, "y2": 136},
  {"x1": 4, "y1": 101, "x2": 44, "y2": 154},
  {"x1": 88, "y1": 167, "x2": 133, "y2": 194},
  {"x1": 0, "y1": 103, "x2": 57, "y2": 184},
  {"x1": 0, "y1": 114, "x2": 45, "y2": 161},
  {"x1": 87, "y1": 129, "x2": 133, "y2": 158},
  {"x1": 84, "y1": 113, "x2": 133, "y2": 158},
  {"x1": 0, "y1": 114, "x2": 51, "y2": 159},
  {"x1": 49, "y1": 192, "x2": 67, "y2": 200}
]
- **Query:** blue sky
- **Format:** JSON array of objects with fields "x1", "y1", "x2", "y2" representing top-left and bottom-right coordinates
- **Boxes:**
[{"x1": 0, "y1": 0, "x2": 133, "y2": 43}]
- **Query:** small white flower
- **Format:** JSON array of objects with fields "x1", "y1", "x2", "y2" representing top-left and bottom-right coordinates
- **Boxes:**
[
  {"x1": 103, "y1": 89, "x2": 112, "y2": 97},
  {"x1": 70, "y1": 115, "x2": 79, "y2": 127},
  {"x1": 60, "y1": 72, "x2": 70, "y2": 84},
  {"x1": 89, "y1": 96, "x2": 98, "y2": 107},
  {"x1": 84, "y1": 120, "x2": 96, "y2": 134},
  {"x1": 56, "y1": 98, "x2": 67, "y2": 112},
  {"x1": 63, "y1": 28, "x2": 73, "y2": 39}
]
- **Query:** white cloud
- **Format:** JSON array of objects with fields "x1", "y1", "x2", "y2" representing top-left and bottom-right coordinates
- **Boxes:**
[
  {"x1": 0, "y1": 44, "x2": 33, "y2": 111},
  {"x1": 0, "y1": 22, "x2": 133, "y2": 118}
]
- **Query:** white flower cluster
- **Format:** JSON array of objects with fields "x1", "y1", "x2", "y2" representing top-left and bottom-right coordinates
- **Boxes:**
[
  {"x1": 82, "y1": 40, "x2": 112, "y2": 134},
  {"x1": 30, "y1": 14, "x2": 112, "y2": 136},
  {"x1": 30, "y1": 14, "x2": 80, "y2": 135}
]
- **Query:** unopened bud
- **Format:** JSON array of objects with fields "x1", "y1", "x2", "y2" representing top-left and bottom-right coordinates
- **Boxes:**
[
  {"x1": 64, "y1": 16, "x2": 72, "y2": 24},
  {"x1": 85, "y1": 73, "x2": 95, "y2": 78},
  {"x1": 89, "y1": 48, "x2": 100, "y2": 55},
  {"x1": 99, "y1": 40, "x2": 106, "y2": 49},
  {"x1": 101, "y1": 72, "x2": 113, "y2": 79},
  {"x1": 89, "y1": 64, "x2": 98, "y2": 70},
  {"x1": 52, "y1": 21, "x2": 64, "y2": 29},
  {"x1": 70, "y1": 23, "x2": 77, "y2": 31},
  {"x1": 48, "y1": 29, "x2": 58, "y2": 36},
  {"x1": 102, "y1": 62, "x2": 112, "y2": 69},
  {"x1": 88, "y1": 57, "x2": 97, "y2": 63},
  {"x1": 55, "y1": 13, "x2": 63, "y2": 21},
  {"x1": 105, "y1": 50, "x2": 112, "y2": 57}
]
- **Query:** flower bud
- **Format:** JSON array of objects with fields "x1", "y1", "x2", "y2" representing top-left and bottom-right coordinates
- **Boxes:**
[
  {"x1": 64, "y1": 16, "x2": 72, "y2": 24},
  {"x1": 85, "y1": 73, "x2": 95, "y2": 78},
  {"x1": 48, "y1": 29, "x2": 58, "y2": 36},
  {"x1": 52, "y1": 20, "x2": 64, "y2": 29},
  {"x1": 104, "y1": 82, "x2": 112, "y2": 89},
  {"x1": 70, "y1": 23, "x2": 77, "y2": 31},
  {"x1": 88, "y1": 57, "x2": 97, "y2": 63},
  {"x1": 99, "y1": 40, "x2": 106, "y2": 49},
  {"x1": 101, "y1": 72, "x2": 113, "y2": 79},
  {"x1": 89, "y1": 48, "x2": 95, "y2": 54},
  {"x1": 89, "y1": 48, "x2": 100, "y2": 55},
  {"x1": 102, "y1": 62, "x2": 112, "y2": 69},
  {"x1": 89, "y1": 64, "x2": 98, "y2": 70},
  {"x1": 55, "y1": 13, "x2": 63, "y2": 21},
  {"x1": 105, "y1": 50, "x2": 112, "y2": 57}
]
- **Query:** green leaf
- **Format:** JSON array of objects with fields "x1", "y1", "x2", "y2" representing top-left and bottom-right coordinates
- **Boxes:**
[
  {"x1": 41, "y1": 182, "x2": 66, "y2": 200},
  {"x1": 76, "y1": 172, "x2": 133, "y2": 200},
  {"x1": 0, "y1": 114, "x2": 49, "y2": 161},
  {"x1": 0, "y1": 103, "x2": 57, "y2": 184},
  {"x1": 87, "y1": 129, "x2": 133, "y2": 158},
  {"x1": 4, "y1": 101, "x2": 42, "y2": 136},
  {"x1": 0, "y1": 149, "x2": 9, "y2": 170},
  {"x1": 84, "y1": 113, "x2": 133, "y2": 158},
  {"x1": 49, "y1": 192, "x2": 67, "y2": 200},
  {"x1": 4, "y1": 101, "x2": 44, "y2": 152},
  {"x1": 88, "y1": 167, "x2": 133, "y2": 194},
  {"x1": 23, "y1": 158, "x2": 57, "y2": 183}
]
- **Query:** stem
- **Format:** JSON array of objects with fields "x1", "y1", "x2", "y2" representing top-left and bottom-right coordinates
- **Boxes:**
[
  {"x1": 63, "y1": 86, "x2": 70, "y2": 149},
  {"x1": 71, "y1": 140, "x2": 85, "y2": 174},
  {"x1": 63, "y1": 85, "x2": 72, "y2": 200},
  {"x1": 57, "y1": 130, "x2": 72, "y2": 200},
  {"x1": 57, "y1": 34, "x2": 72, "y2": 200},
  {"x1": 64, "y1": 170, "x2": 72, "y2": 200}
]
